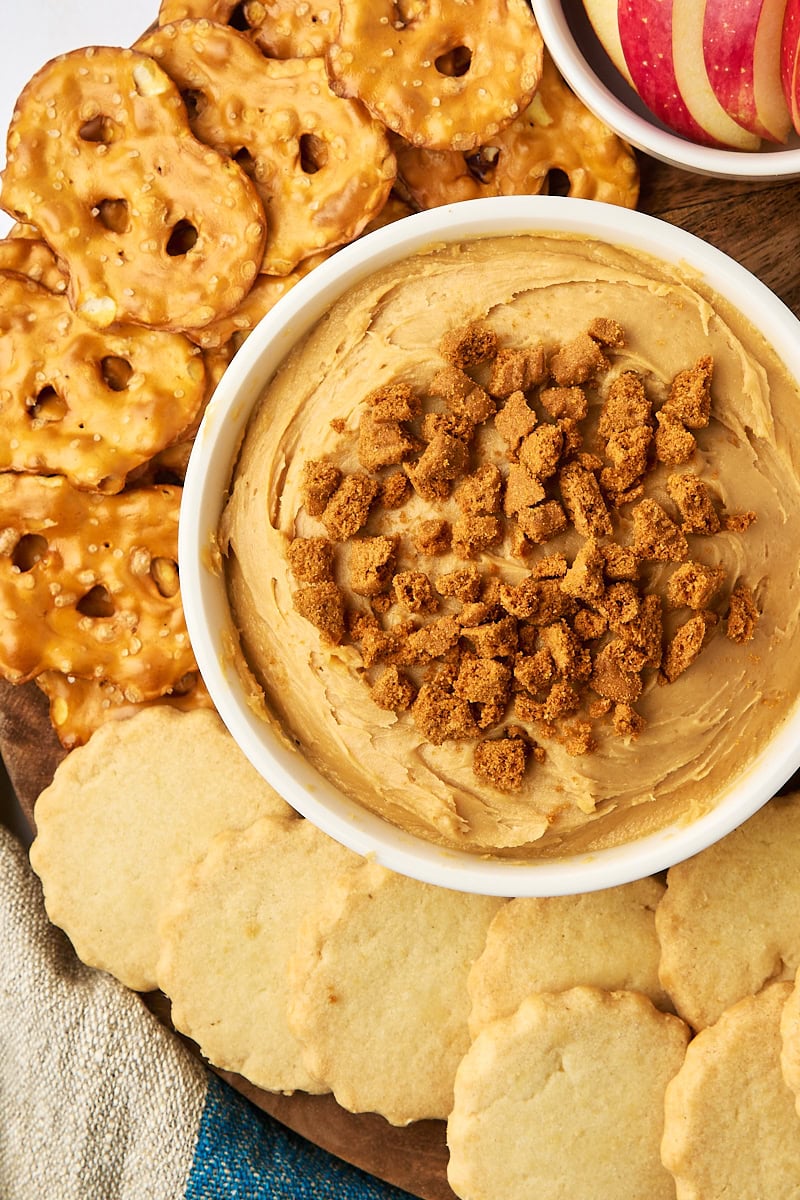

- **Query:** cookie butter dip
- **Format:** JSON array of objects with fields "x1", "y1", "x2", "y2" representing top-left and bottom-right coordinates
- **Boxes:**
[{"x1": 220, "y1": 234, "x2": 800, "y2": 858}]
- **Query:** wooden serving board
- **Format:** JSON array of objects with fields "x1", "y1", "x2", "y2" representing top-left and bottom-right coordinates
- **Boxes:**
[{"x1": 2, "y1": 151, "x2": 800, "y2": 1200}]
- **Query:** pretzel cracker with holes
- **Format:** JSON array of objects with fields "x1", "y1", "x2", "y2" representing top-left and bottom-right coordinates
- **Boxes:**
[
  {"x1": 326, "y1": 0, "x2": 544, "y2": 151},
  {"x1": 157, "y1": 0, "x2": 342, "y2": 58},
  {"x1": 0, "y1": 46, "x2": 266, "y2": 331},
  {"x1": 394, "y1": 52, "x2": 639, "y2": 209},
  {"x1": 36, "y1": 669, "x2": 213, "y2": 749},
  {"x1": 137, "y1": 21, "x2": 396, "y2": 275},
  {"x1": 0, "y1": 272, "x2": 207, "y2": 492},
  {"x1": 0, "y1": 475, "x2": 195, "y2": 701}
]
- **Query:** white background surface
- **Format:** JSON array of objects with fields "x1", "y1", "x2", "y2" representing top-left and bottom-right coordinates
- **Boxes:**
[{"x1": 0, "y1": 0, "x2": 158, "y2": 232}]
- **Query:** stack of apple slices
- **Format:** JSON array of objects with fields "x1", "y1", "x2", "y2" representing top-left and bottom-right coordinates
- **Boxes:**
[{"x1": 584, "y1": 0, "x2": 799, "y2": 149}]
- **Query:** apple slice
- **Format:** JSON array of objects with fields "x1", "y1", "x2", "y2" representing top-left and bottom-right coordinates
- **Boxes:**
[
  {"x1": 780, "y1": 0, "x2": 800, "y2": 131},
  {"x1": 617, "y1": 0, "x2": 759, "y2": 145},
  {"x1": 672, "y1": 0, "x2": 762, "y2": 149},
  {"x1": 617, "y1": 0, "x2": 716, "y2": 143},
  {"x1": 583, "y1": 0, "x2": 636, "y2": 86},
  {"x1": 703, "y1": 0, "x2": 792, "y2": 142}
]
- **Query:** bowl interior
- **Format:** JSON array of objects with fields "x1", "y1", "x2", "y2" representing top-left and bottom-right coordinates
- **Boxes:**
[
  {"x1": 531, "y1": 0, "x2": 800, "y2": 179},
  {"x1": 180, "y1": 196, "x2": 800, "y2": 896}
]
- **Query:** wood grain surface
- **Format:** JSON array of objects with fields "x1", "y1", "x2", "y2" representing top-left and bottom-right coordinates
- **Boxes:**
[{"x1": 2, "y1": 149, "x2": 799, "y2": 1200}]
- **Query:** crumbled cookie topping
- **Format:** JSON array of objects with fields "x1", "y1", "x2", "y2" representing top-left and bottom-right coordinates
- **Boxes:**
[{"x1": 288, "y1": 319, "x2": 760, "y2": 794}]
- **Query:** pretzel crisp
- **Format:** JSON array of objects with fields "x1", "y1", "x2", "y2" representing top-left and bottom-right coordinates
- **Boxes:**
[
  {"x1": 394, "y1": 52, "x2": 639, "y2": 209},
  {"x1": 0, "y1": 271, "x2": 206, "y2": 492},
  {"x1": 137, "y1": 22, "x2": 396, "y2": 275},
  {"x1": 159, "y1": 0, "x2": 341, "y2": 58},
  {"x1": 0, "y1": 46, "x2": 266, "y2": 331},
  {"x1": 0, "y1": 474, "x2": 195, "y2": 700},
  {"x1": 326, "y1": 0, "x2": 544, "y2": 152},
  {"x1": 0, "y1": 234, "x2": 68, "y2": 293},
  {"x1": 37, "y1": 669, "x2": 213, "y2": 749}
]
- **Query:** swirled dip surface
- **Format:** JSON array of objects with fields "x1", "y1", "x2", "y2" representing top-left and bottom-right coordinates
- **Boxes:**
[{"x1": 221, "y1": 234, "x2": 800, "y2": 858}]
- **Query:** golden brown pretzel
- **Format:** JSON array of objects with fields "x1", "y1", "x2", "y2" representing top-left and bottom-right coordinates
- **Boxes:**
[
  {"x1": 0, "y1": 271, "x2": 207, "y2": 492},
  {"x1": 248, "y1": 0, "x2": 341, "y2": 58},
  {"x1": 0, "y1": 475, "x2": 195, "y2": 699},
  {"x1": 158, "y1": 0, "x2": 341, "y2": 57},
  {"x1": 0, "y1": 46, "x2": 266, "y2": 331},
  {"x1": 36, "y1": 669, "x2": 213, "y2": 749},
  {"x1": 0, "y1": 235, "x2": 68, "y2": 293},
  {"x1": 137, "y1": 22, "x2": 396, "y2": 275},
  {"x1": 394, "y1": 52, "x2": 639, "y2": 209},
  {"x1": 326, "y1": 0, "x2": 544, "y2": 151}
]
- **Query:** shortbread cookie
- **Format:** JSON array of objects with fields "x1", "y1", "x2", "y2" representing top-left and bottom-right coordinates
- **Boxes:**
[
  {"x1": 158, "y1": 814, "x2": 356, "y2": 1094},
  {"x1": 467, "y1": 878, "x2": 668, "y2": 1037},
  {"x1": 656, "y1": 794, "x2": 800, "y2": 1029},
  {"x1": 448, "y1": 986, "x2": 689, "y2": 1200},
  {"x1": 662, "y1": 982, "x2": 800, "y2": 1199},
  {"x1": 780, "y1": 971, "x2": 800, "y2": 1116},
  {"x1": 288, "y1": 862, "x2": 504, "y2": 1124},
  {"x1": 29, "y1": 707, "x2": 293, "y2": 991}
]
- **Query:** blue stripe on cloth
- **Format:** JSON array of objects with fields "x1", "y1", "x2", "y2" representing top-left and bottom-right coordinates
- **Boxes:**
[{"x1": 186, "y1": 1073, "x2": 417, "y2": 1200}]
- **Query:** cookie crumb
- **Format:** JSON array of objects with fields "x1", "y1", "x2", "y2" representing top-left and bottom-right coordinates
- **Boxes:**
[
  {"x1": 371, "y1": 665, "x2": 416, "y2": 712},
  {"x1": 286, "y1": 536, "x2": 335, "y2": 583},
  {"x1": 667, "y1": 561, "x2": 725, "y2": 610},
  {"x1": 667, "y1": 474, "x2": 721, "y2": 534},
  {"x1": 349, "y1": 535, "x2": 398, "y2": 596},
  {"x1": 393, "y1": 570, "x2": 439, "y2": 613},
  {"x1": 301, "y1": 459, "x2": 342, "y2": 516},
  {"x1": 726, "y1": 582, "x2": 759, "y2": 644},
  {"x1": 663, "y1": 356, "x2": 713, "y2": 429},
  {"x1": 413, "y1": 519, "x2": 451, "y2": 556},
  {"x1": 322, "y1": 474, "x2": 379, "y2": 540},
  {"x1": 440, "y1": 321, "x2": 498, "y2": 368},
  {"x1": 632, "y1": 498, "x2": 689, "y2": 562},
  {"x1": 494, "y1": 390, "x2": 538, "y2": 453},
  {"x1": 473, "y1": 735, "x2": 528, "y2": 791},
  {"x1": 293, "y1": 582, "x2": 345, "y2": 645},
  {"x1": 550, "y1": 331, "x2": 609, "y2": 386}
]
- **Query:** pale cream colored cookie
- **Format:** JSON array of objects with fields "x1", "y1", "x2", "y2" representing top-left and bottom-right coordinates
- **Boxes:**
[
  {"x1": 780, "y1": 970, "x2": 800, "y2": 1116},
  {"x1": 467, "y1": 878, "x2": 668, "y2": 1037},
  {"x1": 448, "y1": 986, "x2": 689, "y2": 1200},
  {"x1": 656, "y1": 795, "x2": 800, "y2": 1029},
  {"x1": 288, "y1": 862, "x2": 504, "y2": 1124},
  {"x1": 158, "y1": 813, "x2": 357, "y2": 1094},
  {"x1": 29, "y1": 707, "x2": 293, "y2": 991},
  {"x1": 662, "y1": 982, "x2": 800, "y2": 1199}
]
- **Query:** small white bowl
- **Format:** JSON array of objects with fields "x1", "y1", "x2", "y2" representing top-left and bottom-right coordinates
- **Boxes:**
[
  {"x1": 180, "y1": 196, "x2": 800, "y2": 896},
  {"x1": 531, "y1": 0, "x2": 800, "y2": 178}
]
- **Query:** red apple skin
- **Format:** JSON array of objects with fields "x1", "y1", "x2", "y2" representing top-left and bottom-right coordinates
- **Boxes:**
[
  {"x1": 703, "y1": 0, "x2": 792, "y2": 142},
  {"x1": 617, "y1": 0, "x2": 721, "y2": 143},
  {"x1": 780, "y1": 0, "x2": 800, "y2": 130}
]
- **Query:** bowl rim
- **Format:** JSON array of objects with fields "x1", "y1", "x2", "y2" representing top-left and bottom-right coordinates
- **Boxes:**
[
  {"x1": 180, "y1": 195, "x2": 800, "y2": 896},
  {"x1": 530, "y1": 0, "x2": 800, "y2": 180}
]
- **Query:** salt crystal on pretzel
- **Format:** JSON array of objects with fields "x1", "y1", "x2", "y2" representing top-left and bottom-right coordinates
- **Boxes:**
[
  {"x1": 327, "y1": 0, "x2": 543, "y2": 152},
  {"x1": 36, "y1": 668, "x2": 213, "y2": 750},
  {"x1": 0, "y1": 235, "x2": 67, "y2": 293},
  {"x1": 137, "y1": 22, "x2": 396, "y2": 275},
  {"x1": 0, "y1": 46, "x2": 266, "y2": 331},
  {"x1": 0, "y1": 271, "x2": 206, "y2": 492},
  {"x1": 394, "y1": 52, "x2": 639, "y2": 209},
  {"x1": 0, "y1": 474, "x2": 195, "y2": 700}
]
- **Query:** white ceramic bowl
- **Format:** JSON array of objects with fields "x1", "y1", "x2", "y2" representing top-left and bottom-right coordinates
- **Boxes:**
[
  {"x1": 180, "y1": 195, "x2": 800, "y2": 896},
  {"x1": 531, "y1": 0, "x2": 800, "y2": 179}
]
